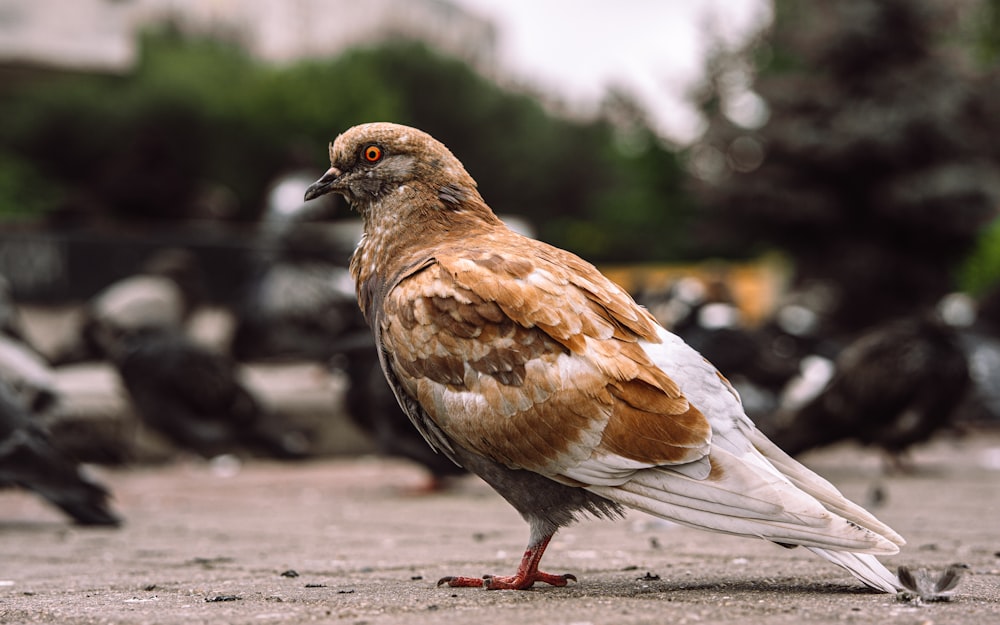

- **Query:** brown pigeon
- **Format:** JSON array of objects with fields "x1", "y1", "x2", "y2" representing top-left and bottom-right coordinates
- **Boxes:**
[{"x1": 304, "y1": 123, "x2": 905, "y2": 592}]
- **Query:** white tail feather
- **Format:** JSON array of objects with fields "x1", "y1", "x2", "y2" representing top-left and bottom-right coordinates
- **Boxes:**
[
  {"x1": 748, "y1": 429, "x2": 906, "y2": 547},
  {"x1": 807, "y1": 548, "x2": 901, "y2": 593},
  {"x1": 591, "y1": 477, "x2": 899, "y2": 554},
  {"x1": 585, "y1": 441, "x2": 903, "y2": 591}
]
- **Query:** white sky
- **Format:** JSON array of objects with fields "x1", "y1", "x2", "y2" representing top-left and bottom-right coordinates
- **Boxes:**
[{"x1": 450, "y1": 0, "x2": 772, "y2": 144}]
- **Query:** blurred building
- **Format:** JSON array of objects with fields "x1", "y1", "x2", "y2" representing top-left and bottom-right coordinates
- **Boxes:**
[
  {"x1": 0, "y1": 0, "x2": 496, "y2": 72},
  {"x1": 0, "y1": 0, "x2": 134, "y2": 70}
]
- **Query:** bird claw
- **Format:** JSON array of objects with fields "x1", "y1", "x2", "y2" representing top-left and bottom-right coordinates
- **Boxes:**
[{"x1": 437, "y1": 572, "x2": 577, "y2": 590}]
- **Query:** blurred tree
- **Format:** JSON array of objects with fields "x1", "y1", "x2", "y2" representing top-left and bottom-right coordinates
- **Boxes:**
[
  {"x1": 964, "y1": 0, "x2": 1000, "y2": 67},
  {"x1": 0, "y1": 30, "x2": 697, "y2": 263},
  {"x1": 693, "y1": 0, "x2": 1000, "y2": 337}
]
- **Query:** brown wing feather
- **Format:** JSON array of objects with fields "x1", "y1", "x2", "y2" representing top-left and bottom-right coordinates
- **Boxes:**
[{"x1": 380, "y1": 234, "x2": 712, "y2": 478}]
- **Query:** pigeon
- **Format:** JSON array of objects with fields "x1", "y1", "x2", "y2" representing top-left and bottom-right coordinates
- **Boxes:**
[
  {"x1": 768, "y1": 313, "x2": 970, "y2": 465},
  {"x1": 232, "y1": 173, "x2": 360, "y2": 362},
  {"x1": 55, "y1": 249, "x2": 203, "y2": 365},
  {"x1": 110, "y1": 327, "x2": 309, "y2": 460},
  {"x1": 303, "y1": 122, "x2": 904, "y2": 593},
  {"x1": 0, "y1": 276, "x2": 30, "y2": 344},
  {"x1": 0, "y1": 377, "x2": 121, "y2": 526},
  {"x1": 231, "y1": 258, "x2": 359, "y2": 361},
  {"x1": 0, "y1": 333, "x2": 60, "y2": 420}
]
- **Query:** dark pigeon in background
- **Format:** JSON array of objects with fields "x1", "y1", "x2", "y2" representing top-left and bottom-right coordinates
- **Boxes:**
[
  {"x1": 0, "y1": 331, "x2": 60, "y2": 422},
  {"x1": 638, "y1": 277, "x2": 775, "y2": 419},
  {"x1": 56, "y1": 249, "x2": 203, "y2": 365},
  {"x1": 0, "y1": 295, "x2": 119, "y2": 525},
  {"x1": 332, "y1": 329, "x2": 466, "y2": 489},
  {"x1": 111, "y1": 326, "x2": 310, "y2": 460},
  {"x1": 232, "y1": 172, "x2": 359, "y2": 362},
  {"x1": 768, "y1": 311, "x2": 970, "y2": 465},
  {"x1": 0, "y1": 377, "x2": 120, "y2": 526},
  {"x1": 243, "y1": 173, "x2": 467, "y2": 483},
  {"x1": 0, "y1": 276, "x2": 31, "y2": 345}
]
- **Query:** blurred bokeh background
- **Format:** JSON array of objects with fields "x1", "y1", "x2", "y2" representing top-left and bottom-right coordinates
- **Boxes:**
[{"x1": 2, "y1": 0, "x2": 1000, "y2": 523}]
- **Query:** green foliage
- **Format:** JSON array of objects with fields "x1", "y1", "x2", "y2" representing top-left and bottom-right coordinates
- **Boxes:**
[
  {"x1": 697, "y1": 0, "x2": 1000, "y2": 334},
  {"x1": 0, "y1": 30, "x2": 699, "y2": 263},
  {"x1": 0, "y1": 151, "x2": 62, "y2": 218},
  {"x1": 968, "y1": 0, "x2": 1000, "y2": 67},
  {"x1": 959, "y1": 216, "x2": 1000, "y2": 295}
]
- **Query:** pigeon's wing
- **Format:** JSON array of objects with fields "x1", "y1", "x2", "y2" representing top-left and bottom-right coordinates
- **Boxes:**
[
  {"x1": 378, "y1": 235, "x2": 903, "y2": 575},
  {"x1": 166, "y1": 348, "x2": 251, "y2": 417},
  {"x1": 120, "y1": 337, "x2": 257, "y2": 426},
  {"x1": 379, "y1": 238, "x2": 712, "y2": 481},
  {"x1": 583, "y1": 320, "x2": 905, "y2": 561}
]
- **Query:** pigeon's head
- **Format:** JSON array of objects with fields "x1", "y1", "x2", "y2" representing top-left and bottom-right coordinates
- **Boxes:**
[{"x1": 304, "y1": 123, "x2": 480, "y2": 214}]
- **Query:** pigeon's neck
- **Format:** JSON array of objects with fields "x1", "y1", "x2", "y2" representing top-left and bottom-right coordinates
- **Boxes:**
[{"x1": 348, "y1": 182, "x2": 501, "y2": 324}]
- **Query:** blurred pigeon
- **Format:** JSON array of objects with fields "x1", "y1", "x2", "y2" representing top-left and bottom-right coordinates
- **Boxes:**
[
  {"x1": 639, "y1": 277, "x2": 759, "y2": 377},
  {"x1": 769, "y1": 312, "x2": 970, "y2": 465},
  {"x1": 0, "y1": 277, "x2": 57, "y2": 401},
  {"x1": 232, "y1": 258, "x2": 359, "y2": 361},
  {"x1": 0, "y1": 377, "x2": 120, "y2": 526},
  {"x1": 0, "y1": 333, "x2": 60, "y2": 420},
  {"x1": 639, "y1": 277, "x2": 776, "y2": 419},
  {"x1": 0, "y1": 276, "x2": 29, "y2": 343},
  {"x1": 303, "y1": 122, "x2": 904, "y2": 593},
  {"x1": 58, "y1": 249, "x2": 203, "y2": 365},
  {"x1": 238, "y1": 173, "x2": 463, "y2": 482},
  {"x1": 332, "y1": 329, "x2": 466, "y2": 488},
  {"x1": 232, "y1": 173, "x2": 359, "y2": 362},
  {"x1": 952, "y1": 288, "x2": 1000, "y2": 423},
  {"x1": 112, "y1": 327, "x2": 309, "y2": 460}
]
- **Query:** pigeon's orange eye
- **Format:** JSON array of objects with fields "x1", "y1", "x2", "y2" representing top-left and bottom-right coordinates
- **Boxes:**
[{"x1": 363, "y1": 145, "x2": 383, "y2": 163}]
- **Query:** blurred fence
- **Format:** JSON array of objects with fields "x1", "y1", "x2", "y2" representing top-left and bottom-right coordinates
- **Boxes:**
[
  {"x1": 0, "y1": 224, "x2": 788, "y2": 324},
  {"x1": 0, "y1": 222, "x2": 362, "y2": 305}
]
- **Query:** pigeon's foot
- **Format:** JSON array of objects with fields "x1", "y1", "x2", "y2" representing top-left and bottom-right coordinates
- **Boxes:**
[
  {"x1": 437, "y1": 533, "x2": 574, "y2": 590},
  {"x1": 438, "y1": 571, "x2": 576, "y2": 590}
]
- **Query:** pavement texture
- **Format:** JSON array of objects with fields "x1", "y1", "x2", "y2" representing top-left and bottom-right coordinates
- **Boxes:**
[{"x1": 2, "y1": 432, "x2": 999, "y2": 625}]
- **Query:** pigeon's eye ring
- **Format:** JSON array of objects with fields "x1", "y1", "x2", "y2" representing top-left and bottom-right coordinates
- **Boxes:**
[{"x1": 363, "y1": 145, "x2": 383, "y2": 163}]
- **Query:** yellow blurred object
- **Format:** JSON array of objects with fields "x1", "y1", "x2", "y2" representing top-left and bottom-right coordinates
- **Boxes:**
[{"x1": 599, "y1": 255, "x2": 791, "y2": 326}]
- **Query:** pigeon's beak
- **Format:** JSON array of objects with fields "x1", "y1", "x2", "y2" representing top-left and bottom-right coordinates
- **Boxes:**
[{"x1": 304, "y1": 166, "x2": 342, "y2": 201}]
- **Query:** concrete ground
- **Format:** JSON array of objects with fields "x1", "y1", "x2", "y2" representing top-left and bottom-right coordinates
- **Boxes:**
[{"x1": 2, "y1": 430, "x2": 999, "y2": 625}]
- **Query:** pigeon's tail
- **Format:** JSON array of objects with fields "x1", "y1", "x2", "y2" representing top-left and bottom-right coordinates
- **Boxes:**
[
  {"x1": 807, "y1": 548, "x2": 901, "y2": 593},
  {"x1": 33, "y1": 476, "x2": 121, "y2": 526},
  {"x1": 2, "y1": 428, "x2": 121, "y2": 526},
  {"x1": 589, "y1": 449, "x2": 901, "y2": 553},
  {"x1": 586, "y1": 433, "x2": 904, "y2": 592}
]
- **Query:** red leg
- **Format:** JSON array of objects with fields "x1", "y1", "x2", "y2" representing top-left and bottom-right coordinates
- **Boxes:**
[{"x1": 437, "y1": 534, "x2": 576, "y2": 590}]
